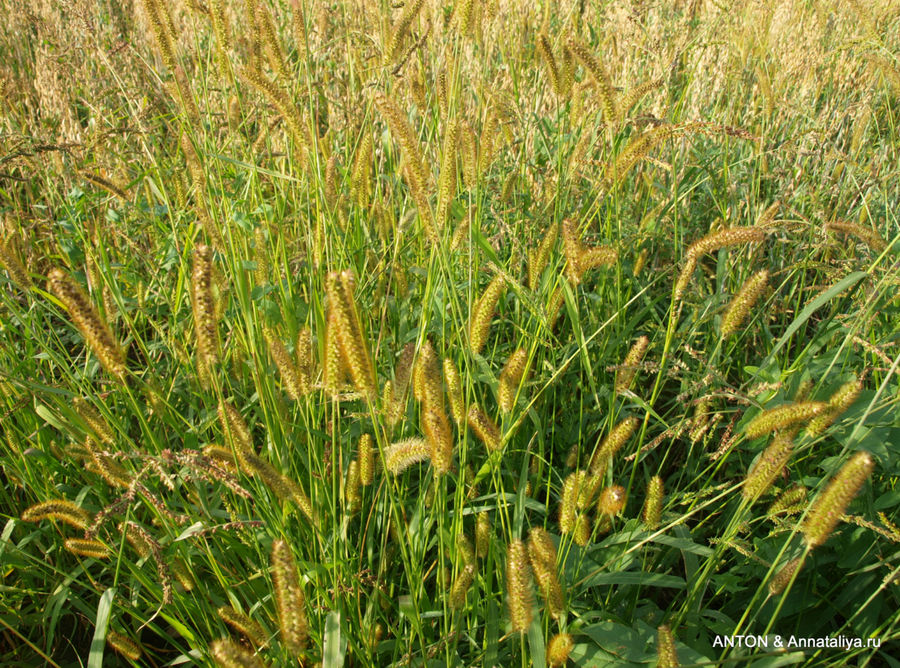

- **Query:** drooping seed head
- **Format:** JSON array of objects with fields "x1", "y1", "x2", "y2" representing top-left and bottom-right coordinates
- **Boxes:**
[
  {"x1": 383, "y1": 438, "x2": 430, "y2": 474},
  {"x1": 802, "y1": 451, "x2": 874, "y2": 549},
  {"x1": 742, "y1": 432, "x2": 795, "y2": 502},
  {"x1": 615, "y1": 336, "x2": 649, "y2": 394},
  {"x1": 265, "y1": 330, "x2": 305, "y2": 400},
  {"x1": 467, "y1": 404, "x2": 501, "y2": 451},
  {"x1": 22, "y1": 500, "x2": 91, "y2": 529},
  {"x1": 744, "y1": 401, "x2": 827, "y2": 439},
  {"x1": 217, "y1": 606, "x2": 268, "y2": 648},
  {"x1": 767, "y1": 484, "x2": 808, "y2": 518},
  {"x1": 591, "y1": 417, "x2": 639, "y2": 472},
  {"x1": 527, "y1": 527, "x2": 564, "y2": 617},
  {"x1": 498, "y1": 348, "x2": 529, "y2": 413},
  {"x1": 48, "y1": 268, "x2": 126, "y2": 379},
  {"x1": 469, "y1": 275, "x2": 505, "y2": 355},
  {"x1": 687, "y1": 227, "x2": 766, "y2": 258},
  {"x1": 806, "y1": 378, "x2": 863, "y2": 436},
  {"x1": 64, "y1": 538, "x2": 110, "y2": 559}
]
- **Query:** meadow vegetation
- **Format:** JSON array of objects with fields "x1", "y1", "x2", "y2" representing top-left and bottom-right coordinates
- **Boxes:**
[{"x1": 1, "y1": 0, "x2": 899, "y2": 665}]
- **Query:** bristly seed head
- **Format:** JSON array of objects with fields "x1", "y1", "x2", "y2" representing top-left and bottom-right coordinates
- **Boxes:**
[{"x1": 802, "y1": 451, "x2": 874, "y2": 549}]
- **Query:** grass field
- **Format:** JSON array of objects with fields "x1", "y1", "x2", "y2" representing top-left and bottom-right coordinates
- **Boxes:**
[{"x1": 1, "y1": 0, "x2": 899, "y2": 666}]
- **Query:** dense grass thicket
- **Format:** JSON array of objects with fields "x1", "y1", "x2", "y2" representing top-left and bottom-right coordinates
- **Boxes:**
[{"x1": 1, "y1": 0, "x2": 899, "y2": 665}]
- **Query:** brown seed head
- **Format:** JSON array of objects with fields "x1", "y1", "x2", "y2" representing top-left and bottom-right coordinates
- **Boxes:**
[{"x1": 48, "y1": 268, "x2": 126, "y2": 379}]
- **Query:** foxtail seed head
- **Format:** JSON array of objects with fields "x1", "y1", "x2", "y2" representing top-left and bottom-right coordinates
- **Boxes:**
[
  {"x1": 559, "y1": 472, "x2": 581, "y2": 533},
  {"x1": 106, "y1": 631, "x2": 142, "y2": 661},
  {"x1": 385, "y1": 0, "x2": 425, "y2": 64},
  {"x1": 121, "y1": 521, "x2": 153, "y2": 559},
  {"x1": 769, "y1": 557, "x2": 803, "y2": 596},
  {"x1": 448, "y1": 565, "x2": 475, "y2": 610},
  {"x1": 72, "y1": 397, "x2": 115, "y2": 445},
  {"x1": 271, "y1": 539, "x2": 308, "y2": 655},
  {"x1": 615, "y1": 336, "x2": 649, "y2": 394},
  {"x1": 443, "y1": 358, "x2": 465, "y2": 426},
  {"x1": 469, "y1": 275, "x2": 505, "y2": 355},
  {"x1": 643, "y1": 475, "x2": 664, "y2": 529},
  {"x1": 294, "y1": 327, "x2": 315, "y2": 393},
  {"x1": 218, "y1": 402, "x2": 254, "y2": 462},
  {"x1": 527, "y1": 528, "x2": 564, "y2": 617},
  {"x1": 467, "y1": 404, "x2": 501, "y2": 451},
  {"x1": 598, "y1": 485, "x2": 627, "y2": 516},
  {"x1": 573, "y1": 513, "x2": 592, "y2": 546},
  {"x1": 324, "y1": 309, "x2": 348, "y2": 394},
  {"x1": 327, "y1": 271, "x2": 377, "y2": 397},
  {"x1": 476, "y1": 512, "x2": 490, "y2": 557},
  {"x1": 0, "y1": 238, "x2": 31, "y2": 289},
  {"x1": 567, "y1": 38, "x2": 619, "y2": 122},
  {"x1": 209, "y1": 637, "x2": 266, "y2": 668},
  {"x1": 528, "y1": 222, "x2": 559, "y2": 290},
  {"x1": 547, "y1": 633, "x2": 574, "y2": 667},
  {"x1": 423, "y1": 408, "x2": 453, "y2": 475},
  {"x1": 657, "y1": 625, "x2": 680, "y2": 667},
  {"x1": 742, "y1": 432, "x2": 794, "y2": 502},
  {"x1": 768, "y1": 485, "x2": 807, "y2": 518},
  {"x1": 217, "y1": 606, "x2": 268, "y2": 648},
  {"x1": 383, "y1": 438, "x2": 430, "y2": 474},
  {"x1": 806, "y1": 379, "x2": 862, "y2": 437},
  {"x1": 22, "y1": 500, "x2": 91, "y2": 529},
  {"x1": 64, "y1": 538, "x2": 110, "y2": 559},
  {"x1": 744, "y1": 401, "x2": 827, "y2": 439},
  {"x1": 802, "y1": 451, "x2": 874, "y2": 549},
  {"x1": 358, "y1": 434, "x2": 374, "y2": 486},
  {"x1": 721, "y1": 270, "x2": 768, "y2": 337},
  {"x1": 506, "y1": 540, "x2": 535, "y2": 633},
  {"x1": 345, "y1": 459, "x2": 361, "y2": 513},
  {"x1": 265, "y1": 330, "x2": 305, "y2": 400},
  {"x1": 824, "y1": 221, "x2": 887, "y2": 252},
  {"x1": 413, "y1": 339, "x2": 442, "y2": 409},
  {"x1": 191, "y1": 245, "x2": 219, "y2": 384},
  {"x1": 48, "y1": 268, "x2": 126, "y2": 379},
  {"x1": 536, "y1": 34, "x2": 560, "y2": 96},
  {"x1": 498, "y1": 348, "x2": 529, "y2": 413},
  {"x1": 591, "y1": 417, "x2": 639, "y2": 472},
  {"x1": 687, "y1": 227, "x2": 766, "y2": 258}
]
